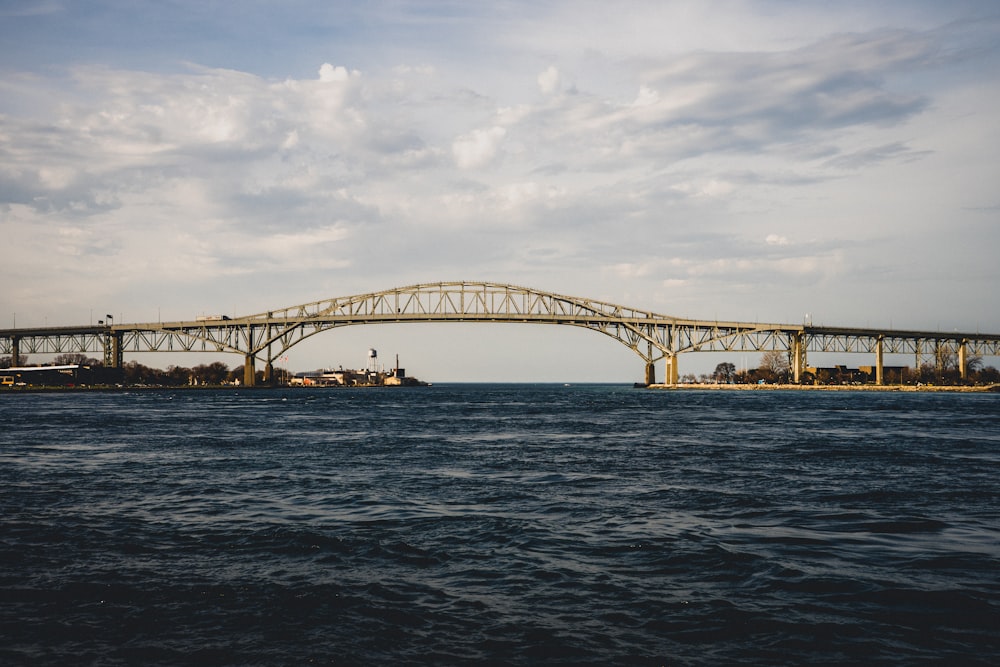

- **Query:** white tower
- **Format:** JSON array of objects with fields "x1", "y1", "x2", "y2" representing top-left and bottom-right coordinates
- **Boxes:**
[{"x1": 367, "y1": 348, "x2": 378, "y2": 372}]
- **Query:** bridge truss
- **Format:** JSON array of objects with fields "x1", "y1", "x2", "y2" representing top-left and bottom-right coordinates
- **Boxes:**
[{"x1": 2, "y1": 281, "x2": 998, "y2": 385}]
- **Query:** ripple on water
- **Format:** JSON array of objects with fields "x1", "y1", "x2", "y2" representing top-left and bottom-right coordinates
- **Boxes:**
[{"x1": 1, "y1": 386, "x2": 998, "y2": 665}]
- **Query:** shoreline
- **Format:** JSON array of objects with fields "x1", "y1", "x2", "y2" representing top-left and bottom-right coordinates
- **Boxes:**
[
  {"x1": 3, "y1": 382, "x2": 998, "y2": 394},
  {"x1": 647, "y1": 382, "x2": 1000, "y2": 393},
  {"x1": 0, "y1": 383, "x2": 425, "y2": 393}
]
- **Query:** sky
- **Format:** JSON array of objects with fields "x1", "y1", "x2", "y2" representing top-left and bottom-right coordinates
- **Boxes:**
[{"x1": 1, "y1": 0, "x2": 999, "y2": 382}]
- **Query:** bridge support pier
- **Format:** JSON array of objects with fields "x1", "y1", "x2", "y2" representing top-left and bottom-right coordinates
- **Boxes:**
[
  {"x1": 644, "y1": 362, "x2": 655, "y2": 386},
  {"x1": 11, "y1": 336, "x2": 19, "y2": 367},
  {"x1": 958, "y1": 340, "x2": 968, "y2": 381},
  {"x1": 875, "y1": 336, "x2": 884, "y2": 385},
  {"x1": 106, "y1": 332, "x2": 123, "y2": 369},
  {"x1": 244, "y1": 355, "x2": 256, "y2": 387},
  {"x1": 791, "y1": 332, "x2": 806, "y2": 384},
  {"x1": 265, "y1": 327, "x2": 274, "y2": 386},
  {"x1": 665, "y1": 355, "x2": 679, "y2": 386}
]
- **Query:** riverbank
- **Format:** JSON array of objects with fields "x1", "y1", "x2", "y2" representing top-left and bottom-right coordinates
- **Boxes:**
[
  {"x1": 0, "y1": 382, "x2": 430, "y2": 393},
  {"x1": 647, "y1": 382, "x2": 1000, "y2": 392}
]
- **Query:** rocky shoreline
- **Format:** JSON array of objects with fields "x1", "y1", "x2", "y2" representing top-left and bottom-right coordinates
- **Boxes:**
[{"x1": 647, "y1": 382, "x2": 1000, "y2": 392}]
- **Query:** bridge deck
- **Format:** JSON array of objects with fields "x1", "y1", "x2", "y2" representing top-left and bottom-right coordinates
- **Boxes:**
[{"x1": 2, "y1": 282, "x2": 998, "y2": 385}]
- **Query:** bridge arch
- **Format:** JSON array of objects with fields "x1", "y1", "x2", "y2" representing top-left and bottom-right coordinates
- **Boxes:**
[{"x1": 243, "y1": 282, "x2": 680, "y2": 384}]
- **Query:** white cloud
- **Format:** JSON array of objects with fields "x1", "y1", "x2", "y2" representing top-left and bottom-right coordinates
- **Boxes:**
[
  {"x1": 677, "y1": 250, "x2": 846, "y2": 284},
  {"x1": 605, "y1": 262, "x2": 654, "y2": 279},
  {"x1": 537, "y1": 66, "x2": 561, "y2": 94},
  {"x1": 281, "y1": 129, "x2": 300, "y2": 150},
  {"x1": 631, "y1": 85, "x2": 659, "y2": 108},
  {"x1": 452, "y1": 125, "x2": 506, "y2": 169},
  {"x1": 496, "y1": 104, "x2": 531, "y2": 125},
  {"x1": 318, "y1": 63, "x2": 358, "y2": 83},
  {"x1": 226, "y1": 223, "x2": 353, "y2": 269}
]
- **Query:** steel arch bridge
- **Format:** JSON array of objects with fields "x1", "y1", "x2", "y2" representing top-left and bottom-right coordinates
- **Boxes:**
[{"x1": 2, "y1": 281, "x2": 999, "y2": 385}]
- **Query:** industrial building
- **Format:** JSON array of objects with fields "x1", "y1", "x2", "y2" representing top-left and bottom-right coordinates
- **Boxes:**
[
  {"x1": 1, "y1": 364, "x2": 123, "y2": 387},
  {"x1": 289, "y1": 349, "x2": 427, "y2": 387}
]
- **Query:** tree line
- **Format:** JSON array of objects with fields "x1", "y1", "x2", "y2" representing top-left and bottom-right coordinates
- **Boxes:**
[
  {"x1": 0, "y1": 354, "x2": 276, "y2": 386},
  {"x1": 4, "y1": 350, "x2": 998, "y2": 387},
  {"x1": 695, "y1": 350, "x2": 1000, "y2": 386}
]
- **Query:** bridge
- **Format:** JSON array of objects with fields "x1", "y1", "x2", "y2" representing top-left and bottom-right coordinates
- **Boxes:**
[{"x1": 2, "y1": 281, "x2": 999, "y2": 386}]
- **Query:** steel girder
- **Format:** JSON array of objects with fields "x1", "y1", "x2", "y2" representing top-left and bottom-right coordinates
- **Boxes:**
[
  {"x1": 802, "y1": 329, "x2": 1000, "y2": 357},
  {"x1": 0, "y1": 331, "x2": 108, "y2": 356},
  {"x1": 118, "y1": 324, "x2": 268, "y2": 355},
  {"x1": 2, "y1": 282, "x2": 998, "y2": 369}
]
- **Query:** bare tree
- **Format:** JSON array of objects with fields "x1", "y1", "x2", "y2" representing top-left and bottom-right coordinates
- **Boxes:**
[
  {"x1": 966, "y1": 355, "x2": 983, "y2": 374},
  {"x1": 759, "y1": 350, "x2": 790, "y2": 383},
  {"x1": 54, "y1": 353, "x2": 101, "y2": 366}
]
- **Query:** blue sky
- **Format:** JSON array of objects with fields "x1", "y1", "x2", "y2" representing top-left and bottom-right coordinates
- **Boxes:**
[{"x1": 2, "y1": 1, "x2": 998, "y2": 381}]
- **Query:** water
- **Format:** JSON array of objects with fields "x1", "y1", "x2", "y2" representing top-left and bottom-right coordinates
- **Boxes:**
[{"x1": 1, "y1": 385, "x2": 998, "y2": 665}]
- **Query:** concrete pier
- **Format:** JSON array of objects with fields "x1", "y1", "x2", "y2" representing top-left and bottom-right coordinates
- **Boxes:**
[
  {"x1": 876, "y1": 335, "x2": 884, "y2": 386},
  {"x1": 792, "y1": 332, "x2": 805, "y2": 384},
  {"x1": 244, "y1": 355, "x2": 256, "y2": 387},
  {"x1": 665, "y1": 355, "x2": 679, "y2": 386}
]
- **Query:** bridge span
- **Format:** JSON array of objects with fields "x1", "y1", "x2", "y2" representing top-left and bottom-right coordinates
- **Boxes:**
[{"x1": 2, "y1": 281, "x2": 999, "y2": 385}]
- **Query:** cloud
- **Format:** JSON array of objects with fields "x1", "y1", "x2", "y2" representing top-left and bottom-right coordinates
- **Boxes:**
[
  {"x1": 627, "y1": 31, "x2": 931, "y2": 154},
  {"x1": 318, "y1": 63, "x2": 358, "y2": 83},
  {"x1": 452, "y1": 126, "x2": 506, "y2": 168},
  {"x1": 663, "y1": 247, "x2": 848, "y2": 288},
  {"x1": 537, "y1": 66, "x2": 561, "y2": 94},
  {"x1": 823, "y1": 141, "x2": 932, "y2": 169},
  {"x1": 1, "y1": 4, "x2": 998, "y2": 352}
]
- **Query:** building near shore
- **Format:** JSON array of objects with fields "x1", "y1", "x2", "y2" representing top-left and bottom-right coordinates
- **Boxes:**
[
  {"x1": 805, "y1": 365, "x2": 910, "y2": 384},
  {"x1": 1, "y1": 364, "x2": 123, "y2": 387},
  {"x1": 289, "y1": 359, "x2": 426, "y2": 387}
]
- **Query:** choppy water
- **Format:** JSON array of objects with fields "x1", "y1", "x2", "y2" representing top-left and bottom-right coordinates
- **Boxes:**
[{"x1": 1, "y1": 385, "x2": 998, "y2": 665}]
